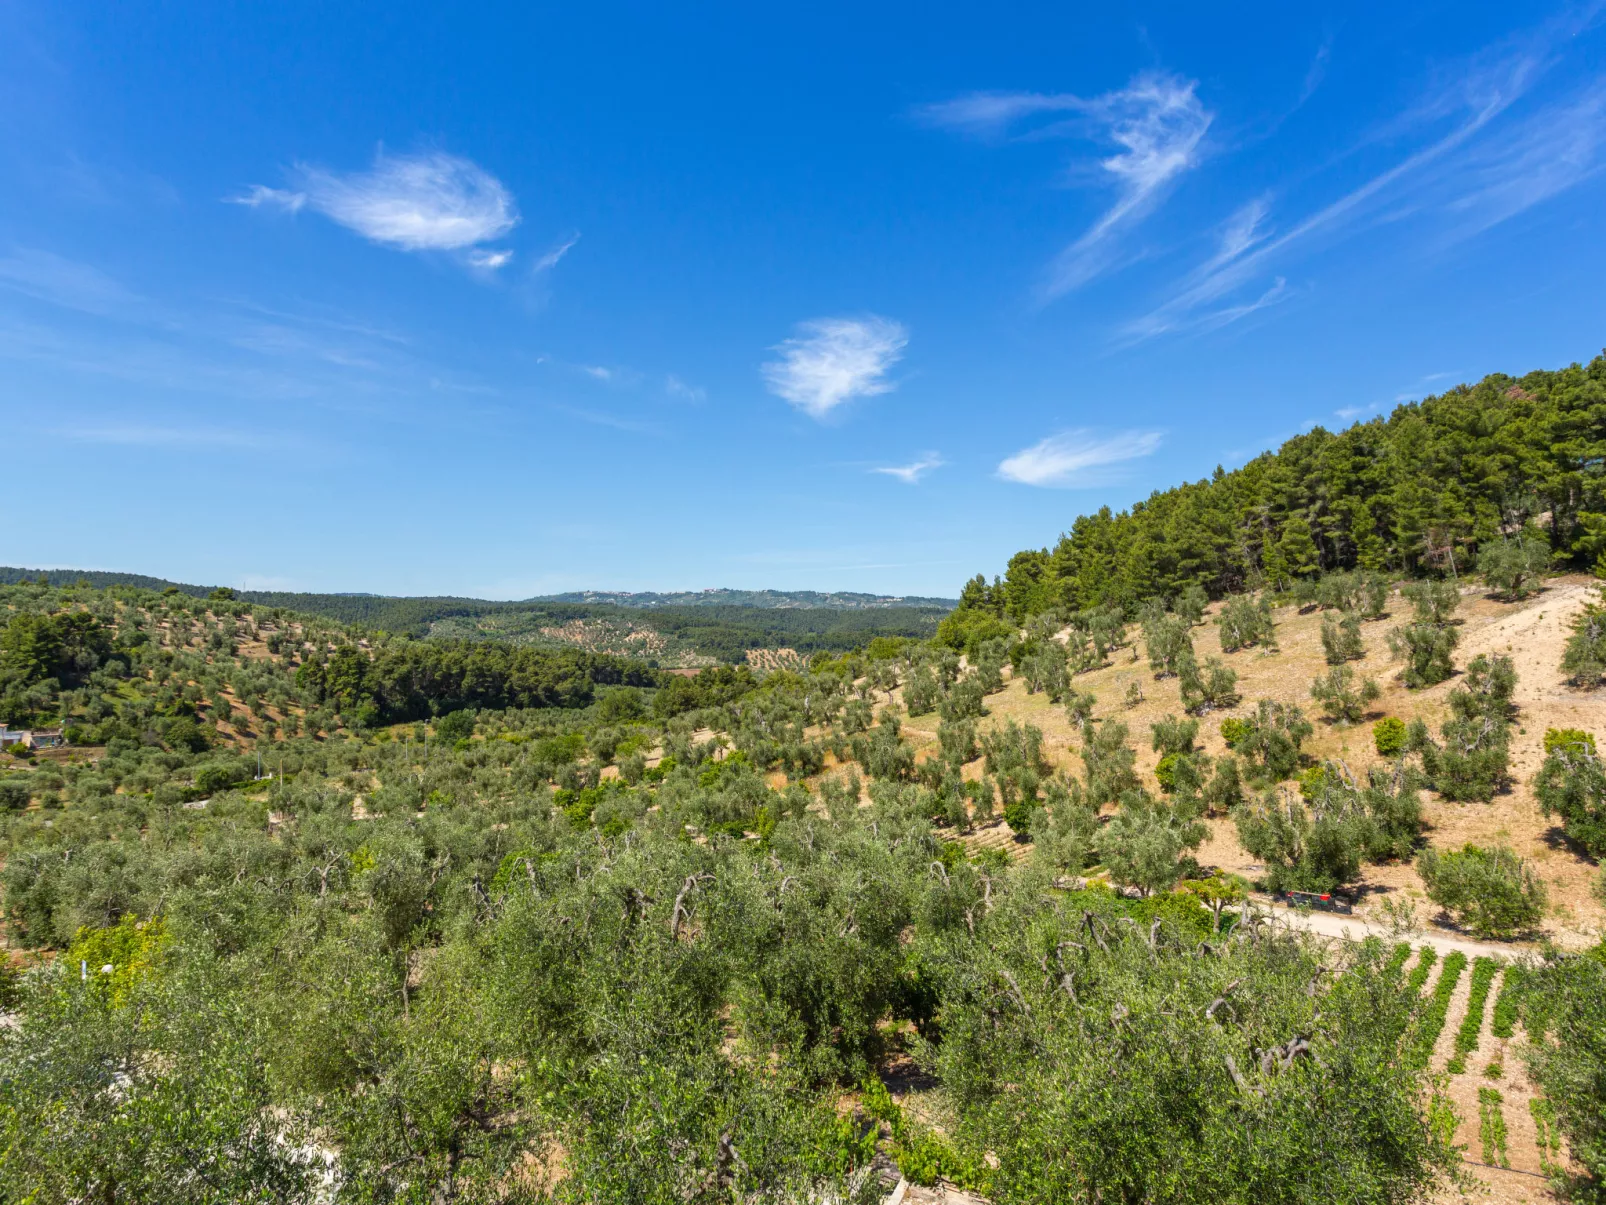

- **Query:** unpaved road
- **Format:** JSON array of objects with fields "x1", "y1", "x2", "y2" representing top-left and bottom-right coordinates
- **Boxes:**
[{"x1": 1252, "y1": 899, "x2": 1533, "y2": 961}]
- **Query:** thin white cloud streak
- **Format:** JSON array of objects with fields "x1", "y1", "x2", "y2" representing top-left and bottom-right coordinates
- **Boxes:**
[
  {"x1": 1124, "y1": 9, "x2": 1604, "y2": 343},
  {"x1": 997, "y1": 429, "x2": 1162, "y2": 488},
  {"x1": 548, "y1": 404, "x2": 659, "y2": 434},
  {"x1": 1200, "y1": 198, "x2": 1272, "y2": 274},
  {"x1": 0, "y1": 248, "x2": 146, "y2": 318},
  {"x1": 1299, "y1": 36, "x2": 1334, "y2": 107},
  {"x1": 1435, "y1": 81, "x2": 1606, "y2": 241},
  {"x1": 532, "y1": 232, "x2": 581, "y2": 273},
  {"x1": 922, "y1": 73, "x2": 1212, "y2": 298},
  {"x1": 665, "y1": 374, "x2": 706, "y2": 402},
  {"x1": 915, "y1": 91, "x2": 1083, "y2": 138},
  {"x1": 872, "y1": 453, "x2": 945, "y2": 484},
  {"x1": 59, "y1": 425, "x2": 274, "y2": 449},
  {"x1": 227, "y1": 184, "x2": 306, "y2": 213},
  {"x1": 762, "y1": 316, "x2": 908, "y2": 419},
  {"x1": 579, "y1": 364, "x2": 643, "y2": 387}
]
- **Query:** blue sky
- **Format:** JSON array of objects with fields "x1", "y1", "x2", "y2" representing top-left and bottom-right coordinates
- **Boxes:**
[{"x1": 3, "y1": 1, "x2": 1605, "y2": 599}]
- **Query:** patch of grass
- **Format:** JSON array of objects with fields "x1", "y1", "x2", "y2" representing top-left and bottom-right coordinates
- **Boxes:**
[
  {"x1": 1478, "y1": 1087, "x2": 1509, "y2": 1167},
  {"x1": 1407, "y1": 950, "x2": 1466, "y2": 1069},
  {"x1": 1445, "y1": 957, "x2": 1499, "y2": 1074},
  {"x1": 1530, "y1": 1097, "x2": 1563, "y2": 1175},
  {"x1": 1405, "y1": 945, "x2": 1439, "y2": 994},
  {"x1": 1489, "y1": 965, "x2": 1525, "y2": 1038}
]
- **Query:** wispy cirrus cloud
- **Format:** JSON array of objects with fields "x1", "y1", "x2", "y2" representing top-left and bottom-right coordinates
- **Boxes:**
[
  {"x1": 231, "y1": 150, "x2": 518, "y2": 267},
  {"x1": 872, "y1": 452, "x2": 945, "y2": 484},
  {"x1": 762, "y1": 316, "x2": 908, "y2": 419},
  {"x1": 0, "y1": 248, "x2": 147, "y2": 318},
  {"x1": 59, "y1": 424, "x2": 278, "y2": 449},
  {"x1": 1123, "y1": 9, "x2": 1606, "y2": 343},
  {"x1": 532, "y1": 232, "x2": 581, "y2": 273},
  {"x1": 665, "y1": 374, "x2": 706, "y2": 402},
  {"x1": 998, "y1": 429, "x2": 1161, "y2": 487},
  {"x1": 229, "y1": 184, "x2": 306, "y2": 213},
  {"x1": 921, "y1": 72, "x2": 1212, "y2": 298}
]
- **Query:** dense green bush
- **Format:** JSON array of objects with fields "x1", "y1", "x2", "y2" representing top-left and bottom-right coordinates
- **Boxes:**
[
  {"x1": 1419, "y1": 844, "x2": 1547, "y2": 937},
  {"x1": 1178, "y1": 655, "x2": 1239, "y2": 714},
  {"x1": 937, "y1": 904, "x2": 1458, "y2": 1205},
  {"x1": 1535, "y1": 729, "x2": 1606, "y2": 854},
  {"x1": 1374, "y1": 716, "x2": 1408, "y2": 757}
]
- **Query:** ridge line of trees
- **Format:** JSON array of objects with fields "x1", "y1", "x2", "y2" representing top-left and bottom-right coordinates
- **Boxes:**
[{"x1": 956, "y1": 354, "x2": 1606, "y2": 622}]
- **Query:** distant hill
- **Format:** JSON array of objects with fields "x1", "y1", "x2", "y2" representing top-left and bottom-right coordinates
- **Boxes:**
[
  {"x1": 0, "y1": 567, "x2": 211, "y2": 596},
  {"x1": 537, "y1": 588, "x2": 957, "y2": 610},
  {"x1": 0, "y1": 569, "x2": 952, "y2": 666}
]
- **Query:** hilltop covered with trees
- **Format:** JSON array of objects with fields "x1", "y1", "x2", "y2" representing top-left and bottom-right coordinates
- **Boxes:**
[{"x1": 955, "y1": 354, "x2": 1606, "y2": 624}]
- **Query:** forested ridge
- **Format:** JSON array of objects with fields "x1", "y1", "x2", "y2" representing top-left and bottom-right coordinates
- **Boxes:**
[
  {"x1": 964, "y1": 354, "x2": 1606, "y2": 621},
  {"x1": 0, "y1": 571, "x2": 949, "y2": 664}
]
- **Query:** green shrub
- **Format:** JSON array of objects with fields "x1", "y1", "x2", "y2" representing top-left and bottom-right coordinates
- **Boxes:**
[
  {"x1": 1234, "y1": 700, "x2": 1313, "y2": 782},
  {"x1": 1544, "y1": 727, "x2": 1597, "y2": 755},
  {"x1": 1218, "y1": 595, "x2": 1278, "y2": 653},
  {"x1": 1389, "y1": 622, "x2": 1459, "y2": 688},
  {"x1": 1310, "y1": 664, "x2": 1380, "y2": 724},
  {"x1": 1179, "y1": 655, "x2": 1239, "y2": 714},
  {"x1": 1561, "y1": 590, "x2": 1606, "y2": 687},
  {"x1": 1150, "y1": 715, "x2": 1199, "y2": 757},
  {"x1": 1154, "y1": 752, "x2": 1181, "y2": 793},
  {"x1": 1320, "y1": 611, "x2": 1366, "y2": 664},
  {"x1": 1478, "y1": 534, "x2": 1550, "y2": 601},
  {"x1": 1374, "y1": 717, "x2": 1408, "y2": 757},
  {"x1": 1419, "y1": 844, "x2": 1547, "y2": 938},
  {"x1": 192, "y1": 761, "x2": 245, "y2": 795},
  {"x1": 1219, "y1": 717, "x2": 1252, "y2": 748},
  {"x1": 0, "y1": 776, "x2": 31, "y2": 811},
  {"x1": 1535, "y1": 732, "x2": 1606, "y2": 854},
  {"x1": 1232, "y1": 761, "x2": 1420, "y2": 893},
  {"x1": 434, "y1": 709, "x2": 476, "y2": 743},
  {"x1": 1002, "y1": 798, "x2": 1037, "y2": 835}
]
